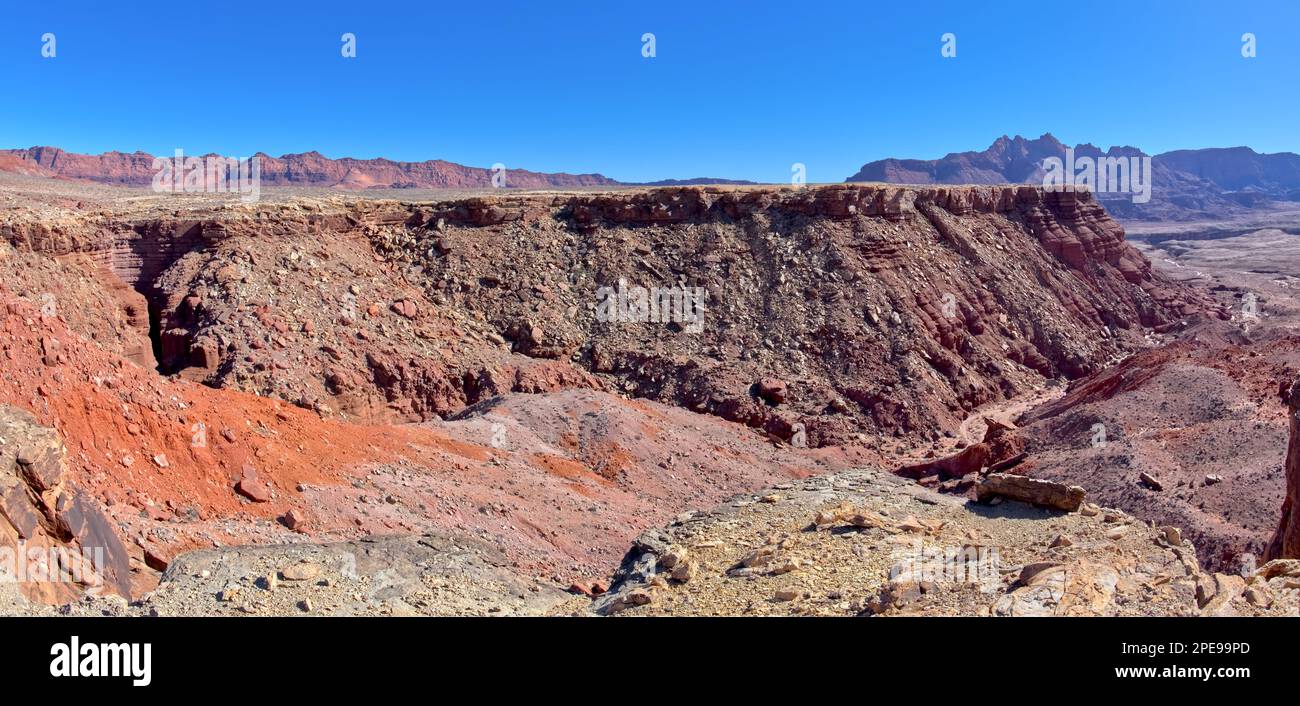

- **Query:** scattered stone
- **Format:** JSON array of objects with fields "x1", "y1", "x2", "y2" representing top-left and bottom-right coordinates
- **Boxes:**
[
  {"x1": 569, "y1": 580, "x2": 597, "y2": 596},
  {"x1": 1139, "y1": 472, "x2": 1164, "y2": 491},
  {"x1": 1014, "y1": 562, "x2": 1065, "y2": 587},
  {"x1": 235, "y1": 465, "x2": 272, "y2": 503},
  {"x1": 280, "y1": 509, "x2": 307, "y2": 531},
  {"x1": 769, "y1": 557, "x2": 802, "y2": 575},
  {"x1": 1050, "y1": 534, "x2": 1073, "y2": 548},
  {"x1": 281, "y1": 562, "x2": 321, "y2": 582},
  {"x1": 866, "y1": 579, "x2": 923, "y2": 614},
  {"x1": 773, "y1": 589, "x2": 799, "y2": 602},
  {"x1": 141, "y1": 544, "x2": 171, "y2": 572},
  {"x1": 897, "y1": 515, "x2": 926, "y2": 533},
  {"x1": 1197, "y1": 573, "x2": 1246, "y2": 615},
  {"x1": 658, "y1": 545, "x2": 688, "y2": 569},
  {"x1": 1204, "y1": 474, "x2": 1223, "y2": 486},
  {"x1": 15, "y1": 445, "x2": 40, "y2": 466},
  {"x1": 756, "y1": 378, "x2": 788, "y2": 405},
  {"x1": 846, "y1": 510, "x2": 886, "y2": 529},
  {"x1": 1255, "y1": 559, "x2": 1300, "y2": 580},
  {"x1": 1244, "y1": 585, "x2": 1273, "y2": 608},
  {"x1": 739, "y1": 543, "x2": 780, "y2": 569},
  {"x1": 390, "y1": 299, "x2": 419, "y2": 319}
]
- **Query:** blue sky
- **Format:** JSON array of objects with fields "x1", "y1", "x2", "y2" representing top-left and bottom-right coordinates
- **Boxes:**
[{"x1": 2, "y1": 0, "x2": 1297, "y2": 183}]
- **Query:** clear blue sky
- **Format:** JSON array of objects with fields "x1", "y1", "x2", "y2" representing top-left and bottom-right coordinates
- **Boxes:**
[{"x1": 2, "y1": 0, "x2": 1297, "y2": 183}]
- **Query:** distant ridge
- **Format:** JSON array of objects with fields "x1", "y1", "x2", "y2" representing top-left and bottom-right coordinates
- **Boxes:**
[
  {"x1": 0, "y1": 146, "x2": 620, "y2": 190},
  {"x1": 847, "y1": 133, "x2": 1300, "y2": 221}
]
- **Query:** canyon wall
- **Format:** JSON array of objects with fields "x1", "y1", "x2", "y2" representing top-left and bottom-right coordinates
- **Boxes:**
[{"x1": 2, "y1": 184, "x2": 1222, "y2": 446}]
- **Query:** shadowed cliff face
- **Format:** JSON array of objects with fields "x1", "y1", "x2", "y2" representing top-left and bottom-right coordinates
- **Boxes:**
[
  {"x1": 1267, "y1": 376, "x2": 1300, "y2": 561},
  {"x1": 1, "y1": 184, "x2": 1224, "y2": 447}
]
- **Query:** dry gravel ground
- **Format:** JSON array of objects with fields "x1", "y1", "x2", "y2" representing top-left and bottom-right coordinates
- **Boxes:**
[
  {"x1": 584, "y1": 469, "x2": 1300, "y2": 617},
  {"x1": 9, "y1": 467, "x2": 1300, "y2": 617},
  {"x1": 7, "y1": 533, "x2": 583, "y2": 617}
]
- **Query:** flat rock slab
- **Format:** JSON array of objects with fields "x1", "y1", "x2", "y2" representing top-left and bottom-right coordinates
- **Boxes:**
[{"x1": 976, "y1": 473, "x2": 1086, "y2": 512}]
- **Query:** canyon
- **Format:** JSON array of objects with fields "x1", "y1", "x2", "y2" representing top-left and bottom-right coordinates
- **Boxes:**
[{"x1": 1, "y1": 170, "x2": 1298, "y2": 616}]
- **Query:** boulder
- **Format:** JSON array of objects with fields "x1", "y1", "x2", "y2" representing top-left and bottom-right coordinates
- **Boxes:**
[{"x1": 976, "y1": 473, "x2": 1086, "y2": 512}]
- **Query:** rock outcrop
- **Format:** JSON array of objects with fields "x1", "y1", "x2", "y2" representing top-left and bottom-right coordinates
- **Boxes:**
[
  {"x1": 975, "y1": 473, "x2": 1086, "y2": 512},
  {"x1": 0, "y1": 406, "x2": 132, "y2": 601},
  {"x1": 588, "y1": 469, "x2": 1206, "y2": 617},
  {"x1": 1266, "y1": 375, "x2": 1300, "y2": 561}
]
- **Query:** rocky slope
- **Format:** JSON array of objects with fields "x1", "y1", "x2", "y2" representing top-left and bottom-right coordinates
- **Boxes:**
[
  {"x1": 1010, "y1": 341, "x2": 1298, "y2": 572},
  {"x1": 22, "y1": 466, "x2": 1300, "y2": 617},
  {"x1": 0, "y1": 256, "x2": 858, "y2": 603},
  {"x1": 0, "y1": 183, "x2": 1222, "y2": 451}
]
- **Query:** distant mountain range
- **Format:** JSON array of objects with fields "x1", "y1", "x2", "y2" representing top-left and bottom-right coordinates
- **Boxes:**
[
  {"x1": 5, "y1": 137, "x2": 1300, "y2": 222},
  {"x1": 0, "y1": 146, "x2": 622, "y2": 190},
  {"x1": 0, "y1": 145, "x2": 765, "y2": 192},
  {"x1": 847, "y1": 134, "x2": 1300, "y2": 221}
]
